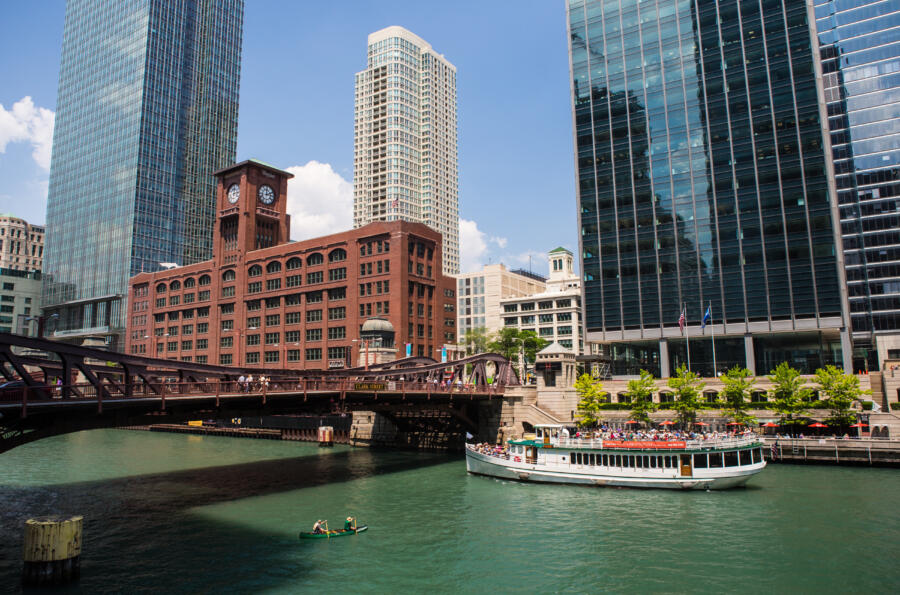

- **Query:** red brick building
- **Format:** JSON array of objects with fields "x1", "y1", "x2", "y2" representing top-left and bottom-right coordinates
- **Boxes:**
[{"x1": 125, "y1": 160, "x2": 456, "y2": 369}]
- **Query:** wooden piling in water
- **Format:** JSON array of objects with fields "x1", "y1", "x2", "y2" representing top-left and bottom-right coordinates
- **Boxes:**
[{"x1": 22, "y1": 515, "x2": 82, "y2": 586}]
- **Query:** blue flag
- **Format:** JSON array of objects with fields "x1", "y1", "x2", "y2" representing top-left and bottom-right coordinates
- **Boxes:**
[{"x1": 701, "y1": 306, "x2": 712, "y2": 329}]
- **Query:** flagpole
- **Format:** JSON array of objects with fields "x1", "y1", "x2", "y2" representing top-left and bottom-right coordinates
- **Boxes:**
[
  {"x1": 684, "y1": 302, "x2": 691, "y2": 373},
  {"x1": 710, "y1": 301, "x2": 717, "y2": 377}
]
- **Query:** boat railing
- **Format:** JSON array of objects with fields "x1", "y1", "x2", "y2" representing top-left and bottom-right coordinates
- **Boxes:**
[{"x1": 551, "y1": 436, "x2": 763, "y2": 450}]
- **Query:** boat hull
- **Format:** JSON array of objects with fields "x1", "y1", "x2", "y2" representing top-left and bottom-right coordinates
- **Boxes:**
[
  {"x1": 465, "y1": 447, "x2": 764, "y2": 490},
  {"x1": 299, "y1": 525, "x2": 368, "y2": 539}
]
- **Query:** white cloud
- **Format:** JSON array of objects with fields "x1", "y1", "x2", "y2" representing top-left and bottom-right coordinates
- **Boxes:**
[
  {"x1": 460, "y1": 218, "x2": 489, "y2": 272},
  {"x1": 0, "y1": 96, "x2": 55, "y2": 170},
  {"x1": 285, "y1": 161, "x2": 353, "y2": 241},
  {"x1": 490, "y1": 236, "x2": 507, "y2": 249}
]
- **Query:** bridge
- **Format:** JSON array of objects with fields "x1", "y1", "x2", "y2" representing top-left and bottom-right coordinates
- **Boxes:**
[{"x1": 0, "y1": 333, "x2": 517, "y2": 453}]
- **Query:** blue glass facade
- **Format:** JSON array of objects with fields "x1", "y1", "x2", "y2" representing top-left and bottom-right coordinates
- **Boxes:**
[
  {"x1": 814, "y1": 0, "x2": 900, "y2": 368},
  {"x1": 568, "y1": 0, "x2": 849, "y2": 376},
  {"x1": 43, "y1": 0, "x2": 243, "y2": 348}
]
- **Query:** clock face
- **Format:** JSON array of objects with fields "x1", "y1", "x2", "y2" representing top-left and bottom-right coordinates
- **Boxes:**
[
  {"x1": 227, "y1": 184, "x2": 240, "y2": 204},
  {"x1": 258, "y1": 184, "x2": 275, "y2": 205}
]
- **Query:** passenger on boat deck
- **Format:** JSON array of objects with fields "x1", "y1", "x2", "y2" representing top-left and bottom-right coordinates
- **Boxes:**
[
  {"x1": 344, "y1": 517, "x2": 354, "y2": 531},
  {"x1": 312, "y1": 520, "x2": 325, "y2": 534}
]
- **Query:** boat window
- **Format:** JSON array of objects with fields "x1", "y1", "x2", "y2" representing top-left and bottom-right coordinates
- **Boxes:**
[
  {"x1": 663, "y1": 456, "x2": 670, "y2": 468},
  {"x1": 758, "y1": 447, "x2": 764, "y2": 461},
  {"x1": 724, "y1": 451, "x2": 739, "y2": 467},
  {"x1": 650, "y1": 456, "x2": 656, "y2": 468},
  {"x1": 615, "y1": 455, "x2": 622, "y2": 467},
  {"x1": 644, "y1": 456, "x2": 650, "y2": 468},
  {"x1": 636, "y1": 456, "x2": 643, "y2": 469},
  {"x1": 710, "y1": 452, "x2": 724, "y2": 467},
  {"x1": 536, "y1": 428, "x2": 543, "y2": 439},
  {"x1": 570, "y1": 452, "x2": 575, "y2": 464},
  {"x1": 693, "y1": 453, "x2": 709, "y2": 468},
  {"x1": 657, "y1": 456, "x2": 663, "y2": 468},
  {"x1": 750, "y1": 448, "x2": 758, "y2": 464},
  {"x1": 739, "y1": 450, "x2": 751, "y2": 466},
  {"x1": 602, "y1": 454, "x2": 608, "y2": 466},
  {"x1": 589, "y1": 454, "x2": 595, "y2": 466}
]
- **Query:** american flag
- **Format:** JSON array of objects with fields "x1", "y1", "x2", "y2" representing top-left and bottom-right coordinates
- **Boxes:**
[
  {"x1": 392, "y1": 198, "x2": 399, "y2": 210},
  {"x1": 678, "y1": 307, "x2": 686, "y2": 332}
]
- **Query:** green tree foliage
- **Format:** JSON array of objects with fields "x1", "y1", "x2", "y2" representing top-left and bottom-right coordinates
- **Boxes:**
[
  {"x1": 814, "y1": 365, "x2": 869, "y2": 427},
  {"x1": 574, "y1": 374, "x2": 607, "y2": 428},
  {"x1": 769, "y1": 362, "x2": 811, "y2": 428},
  {"x1": 463, "y1": 327, "x2": 490, "y2": 356},
  {"x1": 720, "y1": 366, "x2": 757, "y2": 426},
  {"x1": 668, "y1": 364, "x2": 705, "y2": 428},
  {"x1": 518, "y1": 329, "x2": 548, "y2": 364},
  {"x1": 626, "y1": 370, "x2": 658, "y2": 424},
  {"x1": 487, "y1": 327, "x2": 521, "y2": 362}
]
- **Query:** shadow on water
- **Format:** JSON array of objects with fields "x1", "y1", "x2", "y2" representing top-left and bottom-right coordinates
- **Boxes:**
[{"x1": 0, "y1": 445, "x2": 456, "y2": 593}]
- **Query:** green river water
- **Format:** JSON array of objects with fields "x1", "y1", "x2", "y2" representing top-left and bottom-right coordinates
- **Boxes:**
[{"x1": 0, "y1": 429, "x2": 898, "y2": 594}]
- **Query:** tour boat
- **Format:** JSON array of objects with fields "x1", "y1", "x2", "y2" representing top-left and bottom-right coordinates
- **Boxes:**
[{"x1": 465, "y1": 424, "x2": 766, "y2": 490}]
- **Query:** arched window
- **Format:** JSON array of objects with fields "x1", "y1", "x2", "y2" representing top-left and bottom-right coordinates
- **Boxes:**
[
  {"x1": 703, "y1": 390, "x2": 718, "y2": 404},
  {"x1": 306, "y1": 252, "x2": 324, "y2": 266},
  {"x1": 199, "y1": 274, "x2": 211, "y2": 286},
  {"x1": 169, "y1": 280, "x2": 181, "y2": 291},
  {"x1": 328, "y1": 248, "x2": 347, "y2": 263},
  {"x1": 659, "y1": 391, "x2": 674, "y2": 404},
  {"x1": 184, "y1": 277, "x2": 196, "y2": 288},
  {"x1": 266, "y1": 261, "x2": 282, "y2": 274},
  {"x1": 156, "y1": 283, "x2": 167, "y2": 293},
  {"x1": 286, "y1": 257, "x2": 302, "y2": 270},
  {"x1": 248, "y1": 264, "x2": 263, "y2": 277},
  {"x1": 222, "y1": 269, "x2": 236, "y2": 282}
]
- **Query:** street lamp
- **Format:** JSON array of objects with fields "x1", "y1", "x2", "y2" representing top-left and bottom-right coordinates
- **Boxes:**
[
  {"x1": 224, "y1": 326, "x2": 257, "y2": 367},
  {"x1": 24, "y1": 313, "x2": 59, "y2": 338},
  {"x1": 352, "y1": 338, "x2": 371, "y2": 371}
]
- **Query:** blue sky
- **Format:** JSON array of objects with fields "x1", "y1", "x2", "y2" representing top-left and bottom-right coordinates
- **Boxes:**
[{"x1": 0, "y1": 0, "x2": 576, "y2": 274}]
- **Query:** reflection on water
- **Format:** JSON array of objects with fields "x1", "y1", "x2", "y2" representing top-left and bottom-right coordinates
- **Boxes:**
[{"x1": 1, "y1": 430, "x2": 898, "y2": 593}]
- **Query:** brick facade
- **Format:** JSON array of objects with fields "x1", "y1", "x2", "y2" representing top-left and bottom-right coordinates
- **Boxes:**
[{"x1": 125, "y1": 160, "x2": 456, "y2": 370}]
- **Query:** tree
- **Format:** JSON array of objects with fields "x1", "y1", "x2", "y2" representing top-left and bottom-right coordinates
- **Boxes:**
[
  {"x1": 815, "y1": 365, "x2": 869, "y2": 427},
  {"x1": 519, "y1": 330, "x2": 548, "y2": 364},
  {"x1": 668, "y1": 364, "x2": 705, "y2": 428},
  {"x1": 720, "y1": 366, "x2": 757, "y2": 426},
  {"x1": 574, "y1": 373, "x2": 607, "y2": 428},
  {"x1": 769, "y1": 362, "x2": 811, "y2": 430},
  {"x1": 487, "y1": 327, "x2": 521, "y2": 362},
  {"x1": 626, "y1": 370, "x2": 658, "y2": 425},
  {"x1": 462, "y1": 327, "x2": 490, "y2": 356}
]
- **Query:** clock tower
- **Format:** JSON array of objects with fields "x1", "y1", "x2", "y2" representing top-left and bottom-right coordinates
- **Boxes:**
[{"x1": 212, "y1": 160, "x2": 293, "y2": 265}]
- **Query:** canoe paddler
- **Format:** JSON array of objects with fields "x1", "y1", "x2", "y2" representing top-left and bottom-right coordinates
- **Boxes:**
[
  {"x1": 312, "y1": 520, "x2": 326, "y2": 534},
  {"x1": 344, "y1": 516, "x2": 354, "y2": 531}
]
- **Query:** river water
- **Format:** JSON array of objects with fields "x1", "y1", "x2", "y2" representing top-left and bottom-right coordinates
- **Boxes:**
[{"x1": 1, "y1": 430, "x2": 898, "y2": 594}]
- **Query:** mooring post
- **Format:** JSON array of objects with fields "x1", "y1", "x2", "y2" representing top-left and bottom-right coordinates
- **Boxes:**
[
  {"x1": 23, "y1": 516, "x2": 82, "y2": 586},
  {"x1": 215, "y1": 380, "x2": 220, "y2": 407}
]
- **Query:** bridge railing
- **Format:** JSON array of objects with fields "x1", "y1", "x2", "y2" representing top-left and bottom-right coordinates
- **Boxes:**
[{"x1": 1, "y1": 377, "x2": 505, "y2": 416}]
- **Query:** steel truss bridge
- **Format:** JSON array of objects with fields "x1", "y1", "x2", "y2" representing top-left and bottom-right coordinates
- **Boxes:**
[{"x1": 0, "y1": 333, "x2": 517, "y2": 454}]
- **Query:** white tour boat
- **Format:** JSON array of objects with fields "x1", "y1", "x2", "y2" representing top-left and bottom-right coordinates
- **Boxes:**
[{"x1": 466, "y1": 424, "x2": 766, "y2": 490}]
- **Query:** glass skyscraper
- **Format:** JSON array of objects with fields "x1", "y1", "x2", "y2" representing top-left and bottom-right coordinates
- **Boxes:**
[
  {"x1": 813, "y1": 0, "x2": 900, "y2": 368},
  {"x1": 43, "y1": 0, "x2": 243, "y2": 350},
  {"x1": 568, "y1": 0, "x2": 851, "y2": 377}
]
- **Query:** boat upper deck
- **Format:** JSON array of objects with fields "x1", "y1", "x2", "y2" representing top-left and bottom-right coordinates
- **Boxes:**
[{"x1": 509, "y1": 425, "x2": 762, "y2": 453}]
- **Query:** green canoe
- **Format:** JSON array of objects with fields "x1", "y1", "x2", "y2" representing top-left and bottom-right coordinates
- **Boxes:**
[{"x1": 299, "y1": 525, "x2": 368, "y2": 539}]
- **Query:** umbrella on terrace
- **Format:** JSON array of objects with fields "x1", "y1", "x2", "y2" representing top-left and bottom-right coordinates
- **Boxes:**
[
  {"x1": 849, "y1": 423, "x2": 868, "y2": 428},
  {"x1": 726, "y1": 422, "x2": 743, "y2": 426},
  {"x1": 808, "y1": 422, "x2": 828, "y2": 428},
  {"x1": 763, "y1": 422, "x2": 779, "y2": 427},
  {"x1": 659, "y1": 420, "x2": 675, "y2": 426},
  {"x1": 624, "y1": 420, "x2": 639, "y2": 424},
  {"x1": 695, "y1": 421, "x2": 709, "y2": 426}
]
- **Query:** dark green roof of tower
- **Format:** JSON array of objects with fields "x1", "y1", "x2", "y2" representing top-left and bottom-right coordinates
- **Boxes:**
[{"x1": 549, "y1": 246, "x2": 571, "y2": 254}]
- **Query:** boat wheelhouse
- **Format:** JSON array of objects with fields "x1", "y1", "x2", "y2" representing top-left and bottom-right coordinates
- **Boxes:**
[{"x1": 465, "y1": 424, "x2": 766, "y2": 490}]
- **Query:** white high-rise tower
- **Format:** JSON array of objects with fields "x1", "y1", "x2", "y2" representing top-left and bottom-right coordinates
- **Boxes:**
[{"x1": 353, "y1": 26, "x2": 459, "y2": 275}]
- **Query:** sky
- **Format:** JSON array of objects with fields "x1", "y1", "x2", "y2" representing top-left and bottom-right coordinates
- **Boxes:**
[{"x1": 0, "y1": 0, "x2": 576, "y2": 275}]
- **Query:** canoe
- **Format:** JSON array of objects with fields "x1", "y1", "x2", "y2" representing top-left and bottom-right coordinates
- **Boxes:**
[{"x1": 299, "y1": 525, "x2": 368, "y2": 539}]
